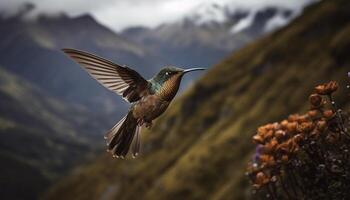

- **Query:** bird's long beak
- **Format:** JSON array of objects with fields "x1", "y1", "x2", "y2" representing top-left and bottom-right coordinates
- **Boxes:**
[{"x1": 183, "y1": 68, "x2": 206, "y2": 74}]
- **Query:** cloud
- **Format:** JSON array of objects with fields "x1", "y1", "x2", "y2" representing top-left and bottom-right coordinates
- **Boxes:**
[
  {"x1": 0, "y1": 0, "x2": 112, "y2": 16},
  {"x1": 0, "y1": 0, "x2": 312, "y2": 31},
  {"x1": 92, "y1": 0, "x2": 202, "y2": 31}
]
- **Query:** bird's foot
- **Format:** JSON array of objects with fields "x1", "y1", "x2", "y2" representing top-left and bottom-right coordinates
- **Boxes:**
[
  {"x1": 145, "y1": 121, "x2": 153, "y2": 129},
  {"x1": 137, "y1": 118, "x2": 152, "y2": 129}
]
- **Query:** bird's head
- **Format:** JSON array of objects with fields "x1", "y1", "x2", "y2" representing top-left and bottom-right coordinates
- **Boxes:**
[
  {"x1": 152, "y1": 66, "x2": 205, "y2": 85},
  {"x1": 151, "y1": 66, "x2": 205, "y2": 99}
]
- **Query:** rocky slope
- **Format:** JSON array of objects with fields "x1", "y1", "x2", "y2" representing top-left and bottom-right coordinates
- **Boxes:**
[{"x1": 44, "y1": 0, "x2": 350, "y2": 199}]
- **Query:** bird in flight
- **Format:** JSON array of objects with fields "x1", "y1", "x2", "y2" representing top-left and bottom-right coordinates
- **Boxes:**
[{"x1": 62, "y1": 49, "x2": 205, "y2": 158}]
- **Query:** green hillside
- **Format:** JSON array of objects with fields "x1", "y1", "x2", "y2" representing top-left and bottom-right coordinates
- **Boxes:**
[
  {"x1": 0, "y1": 68, "x2": 106, "y2": 200},
  {"x1": 45, "y1": 0, "x2": 350, "y2": 199}
]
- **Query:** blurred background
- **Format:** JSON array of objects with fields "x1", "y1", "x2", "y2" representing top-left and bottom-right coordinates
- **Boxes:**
[{"x1": 0, "y1": 0, "x2": 349, "y2": 199}]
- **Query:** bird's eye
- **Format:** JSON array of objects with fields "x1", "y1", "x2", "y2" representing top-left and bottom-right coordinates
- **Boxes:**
[{"x1": 165, "y1": 72, "x2": 170, "y2": 76}]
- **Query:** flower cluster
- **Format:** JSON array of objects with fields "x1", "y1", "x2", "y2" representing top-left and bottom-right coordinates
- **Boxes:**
[{"x1": 247, "y1": 81, "x2": 350, "y2": 199}]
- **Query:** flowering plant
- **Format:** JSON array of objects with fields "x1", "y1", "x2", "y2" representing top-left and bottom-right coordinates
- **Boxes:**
[{"x1": 247, "y1": 81, "x2": 350, "y2": 199}]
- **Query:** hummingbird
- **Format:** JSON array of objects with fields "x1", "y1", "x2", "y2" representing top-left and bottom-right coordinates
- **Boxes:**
[{"x1": 62, "y1": 48, "x2": 205, "y2": 158}]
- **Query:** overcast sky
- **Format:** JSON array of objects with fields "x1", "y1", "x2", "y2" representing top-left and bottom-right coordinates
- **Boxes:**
[{"x1": 0, "y1": 0, "x2": 312, "y2": 31}]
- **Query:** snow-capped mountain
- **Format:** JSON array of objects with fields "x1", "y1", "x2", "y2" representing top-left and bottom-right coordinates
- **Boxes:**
[
  {"x1": 185, "y1": 2, "x2": 303, "y2": 33},
  {"x1": 122, "y1": 4, "x2": 308, "y2": 69}
]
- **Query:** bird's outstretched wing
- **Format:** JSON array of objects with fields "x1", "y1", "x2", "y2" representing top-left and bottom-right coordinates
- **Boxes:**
[{"x1": 62, "y1": 48, "x2": 149, "y2": 102}]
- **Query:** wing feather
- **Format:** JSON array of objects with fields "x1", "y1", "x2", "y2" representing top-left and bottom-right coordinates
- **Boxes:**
[{"x1": 62, "y1": 48, "x2": 149, "y2": 102}]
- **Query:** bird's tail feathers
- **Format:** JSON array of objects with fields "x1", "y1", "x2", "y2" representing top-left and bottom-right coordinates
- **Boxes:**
[{"x1": 104, "y1": 111, "x2": 141, "y2": 158}]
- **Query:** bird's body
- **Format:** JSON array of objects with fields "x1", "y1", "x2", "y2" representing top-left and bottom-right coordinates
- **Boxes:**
[
  {"x1": 132, "y1": 94, "x2": 169, "y2": 125},
  {"x1": 62, "y1": 48, "x2": 204, "y2": 158}
]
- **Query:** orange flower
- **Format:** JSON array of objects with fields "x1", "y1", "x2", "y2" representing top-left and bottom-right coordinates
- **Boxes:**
[
  {"x1": 293, "y1": 134, "x2": 304, "y2": 144},
  {"x1": 257, "y1": 126, "x2": 270, "y2": 136},
  {"x1": 297, "y1": 115, "x2": 309, "y2": 123},
  {"x1": 254, "y1": 172, "x2": 270, "y2": 188},
  {"x1": 261, "y1": 124, "x2": 274, "y2": 131},
  {"x1": 260, "y1": 154, "x2": 276, "y2": 167},
  {"x1": 323, "y1": 110, "x2": 334, "y2": 119},
  {"x1": 307, "y1": 110, "x2": 319, "y2": 118},
  {"x1": 256, "y1": 125, "x2": 276, "y2": 142},
  {"x1": 252, "y1": 135, "x2": 264, "y2": 144},
  {"x1": 278, "y1": 141, "x2": 291, "y2": 153},
  {"x1": 316, "y1": 120, "x2": 327, "y2": 132},
  {"x1": 281, "y1": 120, "x2": 289, "y2": 129},
  {"x1": 278, "y1": 139, "x2": 298, "y2": 154},
  {"x1": 315, "y1": 81, "x2": 338, "y2": 95},
  {"x1": 297, "y1": 122, "x2": 314, "y2": 133},
  {"x1": 286, "y1": 122, "x2": 298, "y2": 133},
  {"x1": 266, "y1": 130, "x2": 275, "y2": 139},
  {"x1": 309, "y1": 94, "x2": 323, "y2": 108},
  {"x1": 288, "y1": 114, "x2": 300, "y2": 122},
  {"x1": 271, "y1": 122, "x2": 280, "y2": 130},
  {"x1": 264, "y1": 138, "x2": 278, "y2": 153},
  {"x1": 257, "y1": 126, "x2": 267, "y2": 135},
  {"x1": 275, "y1": 130, "x2": 286, "y2": 140}
]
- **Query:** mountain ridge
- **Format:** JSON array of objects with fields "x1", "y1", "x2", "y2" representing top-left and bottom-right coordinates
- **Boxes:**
[
  {"x1": 0, "y1": 66, "x2": 108, "y2": 200},
  {"x1": 0, "y1": 12, "x2": 162, "y2": 114},
  {"x1": 121, "y1": 5, "x2": 305, "y2": 71}
]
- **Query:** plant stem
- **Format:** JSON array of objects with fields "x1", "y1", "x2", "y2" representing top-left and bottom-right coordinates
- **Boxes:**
[
  {"x1": 280, "y1": 176, "x2": 294, "y2": 200},
  {"x1": 328, "y1": 94, "x2": 347, "y2": 136},
  {"x1": 267, "y1": 184, "x2": 277, "y2": 200}
]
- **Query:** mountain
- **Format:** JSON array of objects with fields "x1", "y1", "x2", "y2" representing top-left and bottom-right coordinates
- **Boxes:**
[
  {"x1": 0, "y1": 9, "x2": 163, "y2": 113},
  {"x1": 0, "y1": 3, "x2": 308, "y2": 113},
  {"x1": 0, "y1": 5, "x2": 152, "y2": 199},
  {"x1": 121, "y1": 4, "x2": 300, "y2": 69},
  {"x1": 44, "y1": 0, "x2": 350, "y2": 199},
  {"x1": 0, "y1": 67, "x2": 109, "y2": 200}
]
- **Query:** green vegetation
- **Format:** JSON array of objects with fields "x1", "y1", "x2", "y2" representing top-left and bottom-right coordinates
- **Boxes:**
[{"x1": 45, "y1": 0, "x2": 350, "y2": 199}]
